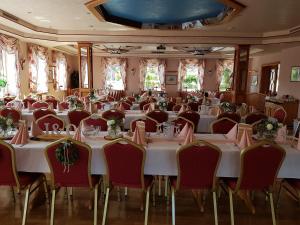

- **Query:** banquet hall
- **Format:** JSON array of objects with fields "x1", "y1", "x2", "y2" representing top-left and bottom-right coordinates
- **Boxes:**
[{"x1": 0, "y1": 0, "x2": 300, "y2": 225}]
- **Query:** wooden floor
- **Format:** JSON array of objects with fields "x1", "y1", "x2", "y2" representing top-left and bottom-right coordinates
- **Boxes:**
[{"x1": 0, "y1": 183, "x2": 300, "y2": 225}]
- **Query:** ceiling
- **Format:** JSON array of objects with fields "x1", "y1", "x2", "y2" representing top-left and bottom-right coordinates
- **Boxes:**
[{"x1": 0, "y1": 0, "x2": 300, "y2": 57}]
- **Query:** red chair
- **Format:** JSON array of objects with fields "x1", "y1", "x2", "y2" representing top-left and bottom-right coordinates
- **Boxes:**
[
  {"x1": 45, "y1": 98, "x2": 58, "y2": 109},
  {"x1": 170, "y1": 140, "x2": 221, "y2": 225},
  {"x1": 167, "y1": 101, "x2": 176, "y2": 111},
  {"x1": 223, "y1": 141, "x2": 285, "y2": 225},
  {"x1": 139, "y1": 100, "x2": 150, "y2": 110},
  {"x1": 146, "y1": 109, "x2": 168, "y2": 124},
  {"x1": 187, "y1": 102, "x2": 201, "y2": 112},
  {"x1": 245, "y1": 113, "x2": 267, "y2": 125},
  {"x1": 102, "y1": 138, "x2": 154, "y2": 225},
  {"x1": 172, "y1": 116, "x2": 195, "y2": 132},
  {"x1": 173, "y1": 104, "x2": 190, "y2": 112},
  {"x1": 92, "y1": 101, "x2": 104, "y2": 110},
  {"x1": 44, "y1": 138, "x2": 101, "y2": 225},
  {"x1": 3, "y1": 96, "x2": 15, "y2": 105},
  {"x1": 23, "y1": 98, "x2": 36, "y2": 108},
  {"x1": 58, "y1": 101, "x2": 69, "y2": 110},
  {"x1": 143, "y1": 102, "x2": 158, "y2": 111},
  {"x1": 33, "y1": 108, "x2": 56, "y2": 121},
  {"x1": 0, "y1": 141, "x2": 47, "y2": 225},
  {"x1": 123, "y1": 99, "x2": 133, "y2": 106},
  {"x1": 68, "y1": 109, "x2": 91, "y2": 128},
  {"x1": 82, "y1": 115, "x2": 108, "y2": 131},
  {"x1": 36, "y1": 114, "x2": 65, "y2": 131},
  {"x1": 126, "y1": 96, "x2": 135, "y2": 103},
  {"x1": 273, "y1": 107, "x2": 287, "y2": 124},
  {"x1": 0, "y1": 107, "x2": 21, "y2": 124},
  {"x1": 130, "y1": 117, "x2": 159, "y2": 133},
  {"x1": 32, "y1": 101, "x2": 49, "y2": 109},
  {"x1": 119, "y1": 101, "x2": 131, "y2": 110},
  {"x1": 211, "y1": 117, "x2": 237, "y2": 134},
  {"x1": 217, "y1": 112, "x2": 241, "y2": 123},
  {"x1": 106, "y1": 95, "x2": 115, "y2": 102},
  {"x1": 102, "y1": 109, "x2": 125, "y2": 121},
  {"x1": 178, "y1": 110, "x2": 200, "y2": 132}
]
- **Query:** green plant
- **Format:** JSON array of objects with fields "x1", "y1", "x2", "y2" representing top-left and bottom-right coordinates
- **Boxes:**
[
  {"x1": 0, "y1": 78, "x2": 7, "y2": 88},
  {"x1": 55, "y1": 140, "x2": 79, "y2": 167}
]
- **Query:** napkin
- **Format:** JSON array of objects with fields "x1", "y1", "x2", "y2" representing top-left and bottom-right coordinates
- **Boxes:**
[
  {"x1": 182, "y1": 126, "x2": 196, "y2": 145},
  {"x1": 225, "y1": 124, "x2": 238, "y2": 141},
  {"x1": 237, "y1": 123, "x2": 253, "y2": 142},
  {"x1": 28, "y1": 102, "x2": 34, "y2": 111},
  {"x1": 275, "y1": 125, "x2": 287, "y2": 144},
  {"x1": 145, "y1": 103, "x2": 155, "y2": 113},
  {"x1": 58, "y1": 102, "x2": 64, "y2": 111},
  {"x1": 73, "y1": 122, "x2": 82, "y2": 142},
  {"x1": 48, "y1": 102, "x2": 54, "y2": 110},
  {"x1": 117, "y1": 103, "x2": 125, "y2": 112},
  {"x1": 238, "y1": 130, "x2": 252, "y2": 149},
  {"x1": 177, "y1": 123, "x2": 189, "y2": 139},
  {"x1": 10, "y1": 120, "x2": 29, "y2": 145},
  {"x1": 31, "y1": 121, "x2": 44, "y2": 137},
  {"x1": 178, "y1": 105, "x2": 186, "y2": 114},
  {"x1": 132, "y1": 126, "x2": 146, "y2": 145}
]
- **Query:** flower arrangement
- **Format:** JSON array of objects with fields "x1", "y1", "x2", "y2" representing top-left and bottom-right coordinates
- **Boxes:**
[
  {"x1": 107, "y1": 119, "x2": 123, "y2": 138},
  {"x1": 0, "y1": 115, "x2": 14, "y2": 137},
  {"x1": 220, "y1": 101, "x2": 235, "y2": 112},
  {"x1": 257, "y1": 118, "x2": 281, "y2": 140},
  {"x1": 88, "y1": 89, "x2": 98, "y2": 102},
  {"x1": 158, "y1": 99, "x2": 168, "y2": 111},
  {"x1": 55, "y1": 140, "x2": 79, "y2": 172},
  {"x1": 134, "y1": 94, "x2": 141, "y2": 102},
  {"x1": 67, "y1": 96, "x2": 83, "y2": 110},
  {"x1": 187, "y1": 95, "x2": 196, "y2": 102}
]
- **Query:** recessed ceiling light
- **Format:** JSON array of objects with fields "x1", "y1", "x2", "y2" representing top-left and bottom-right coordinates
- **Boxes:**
[
  {"x1": 27, "y1": 11, "x2": 32, "y2": 14},
  {"x1": 89, "y1": 25, "x2": 94, "y2": 28}
]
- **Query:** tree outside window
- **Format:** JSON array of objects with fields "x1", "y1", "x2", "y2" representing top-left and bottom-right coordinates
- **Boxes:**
[
  {"x1": 105, "y1": 64, "x2": 124, "y2": 90},
  {"x1": 218, "y1": 60, "x2": 234, "y2": 92},
  {"x1": 182, "y1": 64, "x2": 200, "y2": 92},
  {"x1": 144, "y1": 63, "x2": 161, "y2": 91},
  {"x1": 219, "y1": 67, "x2": 232, "y2": 91}
]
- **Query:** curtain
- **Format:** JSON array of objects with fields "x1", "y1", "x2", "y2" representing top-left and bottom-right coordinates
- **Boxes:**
[
  {"x1": 216, "y1": 59, "x2": 234, "y2": 90},
  {"x1": 0, "y1": 34, "x2": 20, "y2": 97},
  {"x1": 28, "y1": 44, "x2": 48, "y2": 93},
  {"x1": 81, "y1": 56, "x2": 88, "y2": 88},
  {"x1": 103, "y1": 57, "x2": 127, "y2": 90},
  {"x1": 55, "y1": 52, "x2": 67, "y2": 90},
  {"x1": 139, "y1": 59, "x2": 147, "y2": 90}
]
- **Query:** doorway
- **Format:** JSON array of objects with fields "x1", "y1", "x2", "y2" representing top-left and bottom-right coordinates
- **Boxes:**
[{"x1": 260, "y1": 62, "x2": 280, "y2": 96}]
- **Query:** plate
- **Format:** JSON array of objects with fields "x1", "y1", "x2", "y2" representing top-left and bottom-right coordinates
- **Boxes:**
[{"x1": 36, "y1": 134, "x2": 69, "y2": 141}]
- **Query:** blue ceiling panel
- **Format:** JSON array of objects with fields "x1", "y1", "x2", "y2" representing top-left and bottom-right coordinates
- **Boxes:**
[{"x1": 102, "y1": 0, "x2": 226, "y2": 24}]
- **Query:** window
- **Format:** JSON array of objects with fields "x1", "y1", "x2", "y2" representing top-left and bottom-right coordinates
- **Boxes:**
[
  {"x1": 105, "y1": 63, "x2": 124, "y2": 90},
  {"x1": 56, "y1": 56, "x2": 67, "y2": 90},
  {"x1": 219, "y1": 67, "x2": 232, "y2": 91},
  {"x1": 218, "y1": 60, "x2": 234, "y2": 92},
  {"x1": 31, "y1": 56, "x2": 48, "y2": 93},
  {"x1": 144, "y1": 63, "x2": 161, "y2": 91},
  {"x1": 182, "y1": 64, "x2": 200, "y2": 91},
  {"x1": 0, "y1": 49, "x2": 19, "y2": 97}
]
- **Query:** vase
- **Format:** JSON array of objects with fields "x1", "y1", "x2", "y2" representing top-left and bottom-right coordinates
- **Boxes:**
[{"x1": 108, "y1": 125, "x2": 121, "y2": 139}]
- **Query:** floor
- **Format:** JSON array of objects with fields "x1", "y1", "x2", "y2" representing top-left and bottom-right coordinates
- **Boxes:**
[{"x1": 0, "y1": 182, "x2": 299, "y2": 225}]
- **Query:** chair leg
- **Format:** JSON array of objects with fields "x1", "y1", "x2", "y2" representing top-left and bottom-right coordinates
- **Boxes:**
[
  {"x1": 102, "y1": 187, "x2": 110, "y2": 225},
  {"x1": 229, "y1": 189, "x2": 235, "y2": 225},
  {"x1": 158, "y1": 176, "x2": 162, "y2": 196},
  {"x1": 164, "y1": 176, "x2": 169, "y2": 198},
  {"x1": 11, "y1": 186, "x2": 16, "y2": 203},
  {"x1": 269, "y1": 192, "x2": 276, "y2": 225},
  {"x1": 94, "y1": 184, "x2": 99, "y2": 225},
  {"x1": 50, "y1": 189, "x2": 56, "y2": 225},
  {"x1": 144, "y1": 187, "x2": 150, "y2": 225},
  {"x1": 213, "y1": 191, "x2": 219, "y2": 225},
  {"x1": 21, "y1": 187, "x2": 30, "y2": 225},
  {"x1": 171, "y1": 187, "x2": 175, "y2": 225},
  {"x1": 152, "y1": 182, "x2": 156, "y2": 207}
]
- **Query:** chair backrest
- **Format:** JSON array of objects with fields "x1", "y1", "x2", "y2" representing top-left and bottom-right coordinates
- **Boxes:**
[
  {"x1": 146, "y1": 109, "x2": 168, "y2": 124},
  {"x1": 45, "y1": 138, "x2": 93, "y2": 188},
  {"x1": 245, "y1": 113, "x2": 267, "y2": 125},
  {"x1": 173, "y1": 104, "x2": 186, "y2": 112},
  {"x1": 68, "y1": 110, "x2": 91, "y2": 127},
  {"x1": 58, "y1": 101, "x2": 69, "y2": 110},
  {"x1": 172, "y1": 116, "x2": 195, "y2": 132},
  {"x1": 33, "y1": 108, "x2": 56, "y2": 121},
  {"x1": 211, "y1": 117, "x2": 237, "y2": 134},
  {"x1": 176, "y1": 141, "x2": 221, "y2": 190},
  {"x1": 273, "y1": 107, "x2": 287, "y2": 123},
  {"x1": 103, "y1": 138, "x2": 146, "y2": 189},
  {"x1": 217, "y1": 112, "x2": 241, "y2": 123},
  {"x1": 167, "y1": 101, "x2": 175, "y2": 111},
  {"x1": 120, "y1": 101, "x2": 131, "y2": 110},
  {"x1": 22, "y1": 98, "x2": 36, "y2": 108},
  {"x1": 0, "y1": 107, "x2": 21, "y2": 123},
  {"x1": 236, "y1": 141, "x2": 285, "y2": 190},
  {"x1": 139, "y1": 100, "x2": 149, "y2": 110},
  {"x1": 3, "y1": 96, "x2": 15, "y2": 105},
  {"x1": 187, "y1": 102, "x2": 201, "y2": 111},
  {"x1": 92, "y1": 101, "x2": 103, "y2": 110},
  {"x1": 32, "y1": 101, "x2": 49, "y2": 109},
  {"x1": 6, "y1": 99, "x2": 24, "y2": 109},
  {"x1": 82, "y1": 115, "x2": 108, "y2": 131},
  {"x1": 126, "y1": 96, "x2": 135, "y2": 103},
  {"x1": 102, "y1": 109, "x2": 125, "y2": 121},
  {"x1": 106, "y1": 96, "x2": 115, "y2": 102},
  {"x1": 45, "y1": 98, "x2": 58, "y2": 109},
  {"x1": 130, "y1": 117, "x2": 158, "y2": 132},
  {"x1": 0, "y1": 141, "x2": 20, "y2": 188},
  {"x1": 178, "y1": 110, "x2": 200, "y2": 132},
  {"x1": 36, "y1": 114, "x2": 65, "y2": 131}
]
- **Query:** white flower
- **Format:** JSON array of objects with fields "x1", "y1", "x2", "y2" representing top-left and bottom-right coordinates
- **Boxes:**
[
  {"x1": 266, "y1": 123, "x2": 273, "y2": 131},
  {"x1": 107, "y1": 120, "x2": 115, "y2": 126},
  {"x1": 6, "y1": 118, "x2": 13, "y2": 126}
]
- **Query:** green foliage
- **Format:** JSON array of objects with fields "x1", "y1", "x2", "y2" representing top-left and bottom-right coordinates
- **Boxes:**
[
  {"x1": 55, "y1": 140, "x2": 79, "y2": 166},
  {"x1": 219, "y1": 68, "x2": 232, "y2": 91},
  {"x1": 0, "y1": 79, "x2": 7, "y2": 88},
  {"x1": 144, "y1": 66, "x2": 160, "y2": 90},
  {"x1": 183, "y1": 75, "x2": 199, "y2": 90}
]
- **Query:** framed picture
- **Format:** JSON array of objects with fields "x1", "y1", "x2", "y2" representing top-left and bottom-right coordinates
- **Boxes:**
[
  {"x1": 250, "y1": 75, "x2": 258, "y2": 86},
  {"x1": 165, "y1": 74, "x2": 177, "y2": 85},
  {"x1": 291, "y1": 66, "x2": 300, "y2": 81}
]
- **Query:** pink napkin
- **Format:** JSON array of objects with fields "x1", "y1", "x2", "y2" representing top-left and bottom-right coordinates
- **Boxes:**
[
  {"x1": 178, "y1": 105, "x2": 186, "y2": 114},
  {"x1": 28, "y1": 102, "x2": 34, "y2": 111},
  {"x1": 182, "y1": 126, "x2": 196, "y2": 145},
  {"x1": 16, "y1": 104, "x2": 23, "y2": 111},
  {"x1": 10, "y1": 120, "x2": 29, "y2": 145},
  {"x1": 31, "y1": 121, "x2": 44, "y2": 137},
  {"x1": 177, "y1": 123, "x2": 189, "y2": 139},
  {"x1": 117, "y1": 103, "x2": 125, "y2": 112},
  {"x1": 238, "y1": 130, "x2": 252, "y2": 149},
  {"x1": 58, "y1": 102, "x2": 64, "y2": 111},
  {"x1": 132, "y1": 126, "x2": 145, "y2": 145},
  {"x1": 48, "y1": 102, "x2": 54, "y2": 110},
  {"x1": 73, "y1": 122, "x2": 82, "y2": 142},
  {"x1": 275, "y1": 125, "x2": 287, "y2": 144},
  {"x1": 225, "y1": 124, "x2": 238, "y2": 141}
]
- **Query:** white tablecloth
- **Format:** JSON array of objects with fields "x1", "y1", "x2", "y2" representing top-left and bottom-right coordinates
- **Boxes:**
[{"x1": 12, "y1": 134, "x2": 300, "y2": 179}]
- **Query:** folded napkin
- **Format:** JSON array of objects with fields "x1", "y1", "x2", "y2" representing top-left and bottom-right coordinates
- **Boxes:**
[
  {"x1": 132, "y1": 126, "x2": 146, "y2": 145},
  {"x1": 58, "y1": 102, "x2": 64, "y2": 111},
  {"x1": 275, "y1": 125, "x2": 287, "y2": 144},
  {"x1": 237, "y1": 123, "x2": 253, "y2": 142},
  {"x1": 28, "y1": 102, "x2": 34, "y2": 111},
  {"x1": 145, "y1": 103, "x2": 155, "y2": 114},
  {"x1": 177, "y1": 123, "x2": 189, "y2": 139},
  {"x1": 31, "y1": 121, "x2": 44, "y2": 137},
  {"x1": 73, "y1": 122, "x2": 82, "y2": 142},
  {"x1": 225, "y1": 124, "x2": 238, "y2": 141},
  {"x1": 10, "y1": 120, "x2": 29, "y2": 145},
  {"x1": 48, "y1": 102, "x2": 54, "y2": 110},
  {"x1": 178, "y1": 105, "x2": 186, "y2": 114},
  {"x1": 182, "y1": 126, "x2": 196, "y2": 145},
  {"x1": 117, "y1": 103, "x2": 125, "y2": 112},
  {"x1": 238, "y1": 130, "x2": 252, "y2": 149}
]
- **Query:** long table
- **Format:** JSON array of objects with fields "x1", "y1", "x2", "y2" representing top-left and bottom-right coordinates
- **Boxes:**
[{"x1": 13, "y1": 133, "x2": 300, "y2": 179}]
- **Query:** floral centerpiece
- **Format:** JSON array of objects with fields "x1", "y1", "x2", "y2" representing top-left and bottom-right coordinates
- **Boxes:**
[
  {"x1": 134, "y1": 94, "x2": 141, "y2": 102},
  {"x1": 220, "y1": 101, "x2": 235, "y2": 112},
  {"x1": 158, "y1": 99, "x2": 167, "y2": 111},
  {"x1": 88, "y1": 89, "x2": 98, "y2": 102},
  {"x1": 257, "y1": 118, "x2": 281, "y2": 140},
  {"x1": 0, "y1": 115, "x2": 14, "y2": 137},
  {"x1": 107, "y1": 119, "x2": 123, "y2": 139},
  {"x1": 187, "y1": 95, "x2": 196, "y2": 103},
  {"x1": 67, "y1": 96, "x2": 84, "y2": 110}
]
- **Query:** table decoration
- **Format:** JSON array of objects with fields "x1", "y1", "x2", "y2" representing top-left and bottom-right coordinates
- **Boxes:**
[
  {"x1": 220, "y1": 101, "x2": 235, "y2": 112},
  {"x1": 106, "y1": 119, "x2": 122, "y2": 139},
  {"x1": 10, "y1": 120, "x2": 28, "y2": 145},
  {"x1": 67, "y1": 96, "x2": 84, "y2": 110},
  {"x1": 237, "y1": 130, "x2": 252, "y2": 149},
  {"x1": 182, "y1": 126, "x2": 196, "y2": 145},
  {"x1": 275, "y1": 125, "x2": 287, "y2": 144},
  {"x1": 36, "y1": 133, "x2": 69, "y2": 141},
  {"x1": 158, "y1": 99, "x2": 167, "y2": 111},
  {"x1": 0, "y1": 115, "x2": 14, "y2": 139},
  {"x1": 257, "y1": 118, "x2": 280, "y2": 140},
  {"x1": 31, "y1": 121, "x2": 44, "y2": 137},
  {"x1": 237, "y1": 123, "x2": 253, "y2": 142},
  {"x1": 55, "y1": 140, "x2": 79, "y2": 173},
  {"x1": 225, "y1": 124, "x2": 238, "y2": 141}
]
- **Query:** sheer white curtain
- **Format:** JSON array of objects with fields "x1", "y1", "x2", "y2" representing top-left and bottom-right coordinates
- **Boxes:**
[
  {"x1": 0, "y1": 34, "x2": 20, "y2": 97},
  {"x1": 55, "y1": 53, "x2": 67, "y2": 90},
  {"x1": 103, "y1": 57, "x2": 127, "y2": 90}
]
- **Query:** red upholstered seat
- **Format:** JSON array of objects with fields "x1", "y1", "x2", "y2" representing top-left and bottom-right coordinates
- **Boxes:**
[
  {"x1": 172, "y1": 116, "x2": 195, "y2": 132},
  {"x1": 178, "y1": 110, "x2": 200, "y2": 132},
  {"x1": 119, "y1": 101, "x2": 131, "y2": 110},
  {"x1": 58, "y1": 101, "x2": 69, "y2": 110},
  {"x1": 106, "y1": 95, "x2": 115, "y2": 102},
  {"x1": 33, "y1": 108, "x2": 56, "y2": 121},
  {"x1": 3, "y1": 96, "x2": 15, "y2": 105},
  {"x1": 245, "y1": 112, "x2": 267, "y2": 125},
  {"x1": 187, "y1": 102, "x2": 201, "y2": 111},
  {"x1": 211, "y1": 117, "x2": 237, "y2": 134},
  {"x1": 82, "y1": 115, "x2": 108, "y2": 131},
  {"x1": 146, "y1": 109, "x2": 168, "y2": 123},
  {"x1": 102, "y1": 109, "x2": 125, "y2": 121},
  {"x1": 167, "y1": 101, "x2": 175, "y2": 111},
  {"x1": 68, "y1": 110, "x2": 91, "y2": 127},
  {"x1": 0, "y1": 107, "x2": 21, "y2": 123},
  {"x1": 139, "y1": 100, "x2": 149, "y2": 110},
  {"x1": 32, "y1": 101, "x2": 49, "y2": 109},
  {"x1": 217, "y1": 112, "x2": 241, "y2": 123},
  {"x1": 23, "y1": 98, "x2": 36, "y2": 108},
  {"x1": 172, "y1": 104, "x2": 183, "y2": 112},
  {"x1": 93, "y1": 101, "x2": 104, "y2": 110},
  {"x1": 126, "y1": 96, "x2": 135, "y2": 103},
  {"x1": 130, "y1": 117, "x2": 158, "y2": 132},
  {"x1": 36, "y1": 114, "x2": 65, "y2": 131},
  {"x1": 273, "y1": 107, "x2": 287, "y2": 123},
  {"x1": 45, "y1": 98, "x2": 58, "y2": 109}
]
